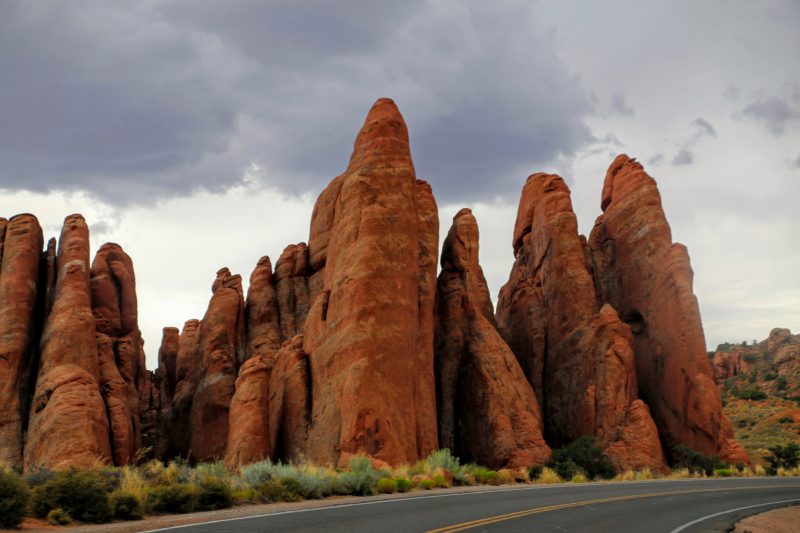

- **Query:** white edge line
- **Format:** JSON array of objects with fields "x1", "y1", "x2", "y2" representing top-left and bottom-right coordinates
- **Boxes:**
[
  {"x1": 140, "y1": 477, "x2": 795, "y2": 533},
  {"x1": 668, "y1": 497, "x2": 800, "y2": 533}
]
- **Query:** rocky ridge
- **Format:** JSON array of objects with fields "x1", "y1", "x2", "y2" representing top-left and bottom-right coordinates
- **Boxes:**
[{"x1": 0, "y1": 98, "x2": 744, "y2": 473}]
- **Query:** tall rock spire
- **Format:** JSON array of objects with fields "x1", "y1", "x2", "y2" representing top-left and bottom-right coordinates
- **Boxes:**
[{"x1": 588, "y1": 155, "x2": 747, "y2": 463}]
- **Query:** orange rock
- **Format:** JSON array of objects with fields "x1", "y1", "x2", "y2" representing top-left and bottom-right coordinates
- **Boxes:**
[
  {"x1": 274, "y1": 244, "x2": 312, "y2": 340},
  {"x1": 588, "y1": 155, "x2": 745, "y2": 463},
  {"x1": 226, "y1": 353, "x2": 272, "y2": 469},
  {"x1": 497, "y1": 173, "x2": 666, "y2": 472},
  {"x1": 711, "y1": 349, "x2": 752, "y2": 384},
  {"x1": 24, "y1": 214, "x2": 111, "y2": 470},
  {"x1": 245, "y1": 256, "x2": 282, "y2": 358},
  {"x1": 268, "y1": 335, "x2": 310, "y2": 463},
  {"x1": 435, "y1": 209, "x2": 551, "y2": 469},
  {"x1": 0, "y1": 214, "x2": 43, "y2": 467},
  {"x1": 189, "y1": 268, "x2": 245, "y2": 462},
  {"x1": 303, "y1": 98, "x2": 439, "y2": 467},
  {"x1": 166, "y1": 319, "x2": 201, "y2": 459},
  {"x1": 90, "y1": 243, "x2": 145, "y2": 465}
]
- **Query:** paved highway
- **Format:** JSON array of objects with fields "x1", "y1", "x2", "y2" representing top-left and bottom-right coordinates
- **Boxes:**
[{"x1": 144, "y1": 477, "x2": 800, "y2": 533}]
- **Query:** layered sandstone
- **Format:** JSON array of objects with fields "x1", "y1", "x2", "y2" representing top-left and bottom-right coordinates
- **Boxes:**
[
  {"x1": 90, "y1": 243, "x2": 146, "y2": 466},
  {"x1": 497, "y1": 173, "x2": 666, "y2": 472},
  {"x1": 166, "y1": 319, "x2": 201, "y2": 459},
  {"x1": 245, "y1": 256, "x2": 282, "y2": 358},
  {"x1": 302, "y1": 98, "x2": 439, "y2": 467},
  {"x1": 275, "y1": 245, "x2": 313, "y2": 340},
  {"x1": 435, "y1": 209, "x2": 551, "y2": 469},
  {"x1": 189, "y1": 268, "x2": 245, "y2": 462},
  {"x1": 0, "y1": 214, "x2": 43, "y2": 466},
  {"x1": 588, "y1": 155, "x2": 746, "y2": 463},
  {"x1": 24, "y1": 215, "x2": 112, "y2": 470}
]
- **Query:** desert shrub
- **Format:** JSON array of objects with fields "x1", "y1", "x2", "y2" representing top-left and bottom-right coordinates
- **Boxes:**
[
  {"x1": 547, "y1": 437, "x2": 616, "y2": 480},
  {"x1": 672, "y1": 444, "x2": 723, "y2": 476},
  {"x1": 261, "y1": 463, "x2": 333, "y2": 499},
  {"x1": 527, "y1": 465, "x2": 543, "y2": 481},
  {"x1": 713, "y1": 468, "x2": 733, "y2": 477},
  {"x1": 537, "y1": 467, "x2": 562, "y2": 484},
  {"x1": 23, "y1": 467, "x2": 54, "y2": 488},
  {"x1": 333, "y1": 456, "x2": 381, "y2": 496},
  {"x1": 232, "y1": 488, "x2": 257, "y2": 504},
  {"x1": 193, "y1": 462, "x2": 228, "y2": 483},
  {"x1": 425, "y1": 449, "x2": 460, "y2": 473},
  {"x1": 46, "y1": 508, "x2": 72, "y2": 525},
  {"x1": 764, "y1": 371, "x2": 778, "y2": 381},
  {"x1": 376, "y1": 478, "x2": 396, "y2": 494},
  {"x1": 779, "y1": 416, "x2": 794, "y2": 424},
  {"x1": 395, "y1": 478, "x2": 412, "y2": 493},
  {"x1": 765, "y1": 443, "x2": 800, "y2": 475},
  {"x1": 570, "y1": 472, "x2": 588, "y2": 483},
  {"x1": 238, "y1": 460, "x2": 277, "y2": 488},
  {"x1": 110, "y1": 489, "x2": 144, "y2": 520},
  {"x1": 32, "y1": 469, "x2": 112, "y2": 523},
  {"x1": 776, "y1": 376, "x2": 788, "y2": 391},
  {"x1": 468, "y1": 466, "x2": 498, "y2": 485},
  {"x1": 737, "y1": 386, "x2": 767, "y2": 401},
  {"x1": 197, "y1": 477, "x2": 233, "y2": 511},
  {"x1": 257, "y1": 478, "x2": 303, "y2": 502},
  {"x1": 146, "y1": 483, "x2": 200, "y2": 514},
  {"x1": 743, "y1": 353, "x2": 758, "y2": 364},
  {"x1": 419, "y1": 479, "x2": 435, "y2": 490},
  {"x1": 0, "y1": 466, "x2": 31, "y2": 528},
  {"x1": 432, "y1": 473, "x2": 449, "y2": 488}
]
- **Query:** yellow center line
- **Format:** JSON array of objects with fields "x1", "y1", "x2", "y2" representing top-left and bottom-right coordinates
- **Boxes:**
[{"x1": 425, "y1": 485, "x2": 795, "y2": 533}]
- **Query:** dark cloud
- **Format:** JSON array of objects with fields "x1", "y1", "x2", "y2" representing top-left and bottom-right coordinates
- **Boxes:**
[
  {"x1": 0, "y1": 0, "x2": 595, "y2": 206},
  {"x1": 608, "y1": 92, "x2": 635, "y2": 117},
  {"x1": 793, "y1": 154, "x2": 800, "y2": 169},
  {"x1": 648, "y1": 153, "x2": 665, "y2": 166},
  {"x1": 672, "y1": 148, "x2": 694, "y2": 166},
  {"x1": 723, "y1": 86, "x2": 740, "y2": 100},
  {"x1": 741, "y1": 95, "x2": 798, "y2": 135},
  {"x1": 691, "y1": 118, "x2": 717, "y2": 138}
]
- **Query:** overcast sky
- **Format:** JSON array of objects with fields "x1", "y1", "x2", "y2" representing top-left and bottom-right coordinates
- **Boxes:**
[{"x1": 2, "y1": 0, "x2": 798, "y2": 368}]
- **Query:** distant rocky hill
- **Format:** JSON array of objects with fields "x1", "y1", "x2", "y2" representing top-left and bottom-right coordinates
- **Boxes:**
[
  {"x1": 0, "y1": 98, "x2": 745, "y2": 474},
  {"x1": 711, "y1": 329, "x2": 800, "y2": 463}
]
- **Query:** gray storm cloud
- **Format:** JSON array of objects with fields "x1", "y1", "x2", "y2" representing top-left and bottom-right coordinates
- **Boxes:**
[{"x1": 0, "y1": 0, "x2": 595, "y2": 206}]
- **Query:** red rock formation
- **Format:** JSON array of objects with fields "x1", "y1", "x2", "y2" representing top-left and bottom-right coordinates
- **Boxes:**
[
  {"x1": 268, "y1": 335, "x2": 310, "y2": 463},
  {"x1": 711, "y1": 349, "x2": 752, "y2": 383},
  {"x1": 0, "y1": 214, "x2": 43, "y2": 466},
  {"x1": 435, "y1": 209, "x2": 551, "y2": 469},
  {"x1": 167, "y1": 319, "x2": 201, "y2": 458},
  {"x1": 588, "y1": 155, "x2": 746, "y2": 463},
  {"x1": 158, "y1": 327, "x2": 179, "y2": 407},
  {"x1": 303, "y1": 98, "x2": 439, "y2": 467},
  {"x1": 225, "y1": 353, "x2": 272, "y2": 469},
  {"x1": 274, "y1": 244, "x2": 312, "y2": 340},
  {"x1": 497, "y1": 173, "x2": 666, "y2": 472},
  {"x1": 90, "y1": 243, "x2": 145, "y2": 465},
  {"x1": 189, "y1": 268, "x2": 245, "y2": 462},
  {"x1": 246, "y1": 256, "x2": 282, "y2": 357},
  {"x1": 24, "y1": 214, "x2": 112, "y2": 470}
]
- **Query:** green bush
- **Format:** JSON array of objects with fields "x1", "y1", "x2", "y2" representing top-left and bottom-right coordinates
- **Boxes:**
[
  {"x1": 470, "y1": 466, "x2": 498, "y2": 485},
  {"x1": 737, "y1": 386, "x2": 767, "y2": 401},
  {"x1": 672, "y1": 444, "x2": 723, "y2": 476},
  {"x1": 432, "y1": 474, "x2": 448, "y2": 488},
  {"x1": 777, "y1": 376, "x2": 788, "y2": 391},
  {"x1": 527, "y1": 465, "x2": 543, "y2": 481},
  {"x1": 395, "y1": 478, "x2": 412, "y2": 493},
  {"x1": 778, "y1": 416, "x2": 794, "y2": 424},
  {"x1": 419, "y1": 479, "x2": 434, "y2": 490},
  {"x1": 32, "y1": 469, "x2": 112, "y2": 523},
  {"x1": 256, "y1": 478, "x2": 303, "y2": 502},
  {"x1": 0, "y1": 466, "x2": 31, "y2": 528},
  {"x1": 110, "y1": 489, "x2": 144, "y2": 520},
  {"x1": 146, "y1": 483, "x2": 200, "y2": 514},
  {"x1": 425, "y1": 449, "x2": 460, "y2": 473},
  {"x1": 713, "y1": 468, "x2": 733, "y2": 477},
  {"x1": 376, "y1": 478, "x2": 396, "y2": 494},
  {"x1": 547, "y1": 437, "x2": 616, "y2": 480},
  {"x1": 743, "y1": 353, "x2": 758, "y2": 364},
  {"x1": 197, "y1": 477, "x2": 233, "y2": 510},
  {"x1": 23, "y1": 467, "x2": 54, "y2": 488},
  {"x1": 765, "y1": 443, "x2": 800, "y2": 475},
  {"x1": 46, "y1": 508, "x2": 72, "y2": 525},
  {"x1": 333, "y1": 456, "x2": 381, "y2": 496},
  {"x1": 764, "y1": 371, "x2": 778, "y2": 381}
]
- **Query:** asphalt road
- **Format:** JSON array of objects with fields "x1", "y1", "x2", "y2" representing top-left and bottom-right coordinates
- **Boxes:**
[{"x1": 144, "y1": 477, "x2": 800, "y2": 533}]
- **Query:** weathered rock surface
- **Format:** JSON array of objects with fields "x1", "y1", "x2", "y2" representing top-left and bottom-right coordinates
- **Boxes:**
[
  {"x1": 274, "y1": 244, "x2": 312, "y2": 340},
  {"x1": 711, "y1": 349, "x2": 753, "y2": 383},
  {"x1": 24, "y1": 215, "x2": 112, "y2": 470},
  {"x1": 302, "y1": 98, "x2": 439, "y2": 467},
  {"x1": 225, "y1": 352, "x2": 272, "y2": 469},
  {"x1": 189, "y1": 268, "x2": 245, "y2": 462},
  {"x1": 166, "y1": 319, "x2": 201, "y2": 459},
  {"x1": 497, "y1": 173, "x2": 666, "y2": 472},
  {"x1": 435, "y1": 209, "x2": 551, "y2": 469},
  {"x1": 90, "y1": 243, "x2": 146, "y2": 466},
  {"x1": 246, "y1": 256, "x2": 283, "y2": 358},
  {"x1": 588, "y1": 155, "x2": 746, "y2": 463},
  {"x1": 0, "y1": 214, "x2": 43, "y2": 467}
]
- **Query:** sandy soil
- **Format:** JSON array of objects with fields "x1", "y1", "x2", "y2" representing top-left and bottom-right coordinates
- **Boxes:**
[{"x1": 733, "y1": 505, "x2": 800, "y2": 533}]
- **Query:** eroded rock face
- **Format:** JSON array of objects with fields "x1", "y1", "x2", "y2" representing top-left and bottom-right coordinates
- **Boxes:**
[
  {"x1": 274, "y1": 244, "x2": 312, "y2": 340},
  {"x1": 711, "y1": 349, "x2": 752, "y2": 383},
  {"x1": 24, "y1": 215, "x2": 111, "y2": 470},
  {"x1": 303, "y1": 98, "x2": 439, "y2": 467},
  {"x1": 189, "y1": 268, "x2": 245, "y2": 462},
  {"x1": 497, "y1": 174, "x2": 666, "y2": 472},
  {"x1": 225, "y1": 353, "x2": 272, "y2": 469},
  {"x1": 0, "y1": 214, "x2": 43, "y2": 466},
  {"x1": 90, "y1": 243, "x2": 146, "y2": 466},
  {"x1": 167, "y1": 319, "x2": 201, "y2": 459},
  {"x1": 246, "y1": 256, "x2": 283, "y2": 358},
  {"x1": 588, "y1": 155, "x2": 745, "y2": 463},
  {"x1": 435, "y1": 209, "x2": 550, "y2": 469}
]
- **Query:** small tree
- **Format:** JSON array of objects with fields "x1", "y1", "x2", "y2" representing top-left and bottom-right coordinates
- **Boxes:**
[
  {"x1": 547, "y1": 437, "x2": 616, "y2": 480},
  {"x1": 765, "y1": 443, "x2": 800, "y2": 475}
]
